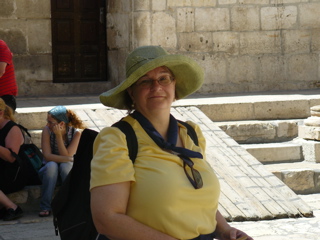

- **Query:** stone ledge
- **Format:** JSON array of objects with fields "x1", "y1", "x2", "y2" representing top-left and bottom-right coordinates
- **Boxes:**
[
  {"x1": 7, "y1": 185, "x2": 41, "y2": 212},
  {"x1": 265, "y1": 162, "x2": 320, "y2": 194},
  {"x1": 7, "y1": 185, "x2": 41, "y2": 204}
]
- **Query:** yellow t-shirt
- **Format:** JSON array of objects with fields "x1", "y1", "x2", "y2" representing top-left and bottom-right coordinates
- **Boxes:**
[{"x1": 90, "y1": 115, "x2": 220, "y2": 240}]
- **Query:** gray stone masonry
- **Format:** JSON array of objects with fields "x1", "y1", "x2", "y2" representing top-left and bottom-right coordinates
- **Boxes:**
[{"x1": 1, "y1": 1, "x2": 320, "y2": 96}]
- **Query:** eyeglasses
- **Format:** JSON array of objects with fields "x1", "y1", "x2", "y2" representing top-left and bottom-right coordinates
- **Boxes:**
[
  {"x1": 46, "y1": 120, "x2": 58, "y2": 125},
  {"x1": 179, "y1": 155, "x2": 203, "y2": 189},
  {"x1": 135, "y1": 75, "x2": 174, "y2": 89}
]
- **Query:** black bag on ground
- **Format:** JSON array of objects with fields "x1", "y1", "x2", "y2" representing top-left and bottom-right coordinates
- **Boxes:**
[{"x1": 51, "y1": 120, "x2": 198, "y2": 240}]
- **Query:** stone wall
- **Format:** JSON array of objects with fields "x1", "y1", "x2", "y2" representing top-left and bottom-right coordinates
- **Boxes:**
[
  {"x1": 0, "y1": 0, "x2": 109, "y2": 97},
  {"x1": 108, "y1": 0, "x2": 320, "y2": 95},
  {"x1": 0, "y1": 0, "x2": 53, "y2": 97},
  {"x1": 1, "y1": 0, "x2": 320, "y2": 97}
]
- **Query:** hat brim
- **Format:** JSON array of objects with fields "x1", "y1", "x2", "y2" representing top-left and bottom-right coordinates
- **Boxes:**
[{"x1": 100, "y1": 54, "x2": 204, "y2": 109}]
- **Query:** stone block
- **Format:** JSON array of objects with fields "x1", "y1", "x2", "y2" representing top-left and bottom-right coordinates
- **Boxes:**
[
  {"x1": 27, "y1": 20, "x2": 52, "y2": 54},
  {"x1": 304, "y1": 116, "x2": 320, "y2": 126},
  {"x1": 244, "y1": 143, "x2": 302, "y2": 163},
  {"x1": 134, "y1": 0, "x2": 150, "y2": 11},
  {"x1": 195, "y1": 8, "x2": 230, "y2": 31},
  {"x1": 152, "y1": 0, "x2": 166, "y2": 11},
  {"x1": 299, "y1": 125, "x2": 320, "y2": 141},
  {"x1": 106, "y1": 13, "x2": 130, "y2": 49},
  {"x1": 178, "y1": 32, "x2": 212, "y2": 52},
  {"x1": 239, "y1": 0, "x2": 268, "y2": 3},
  {"x1": 29, "y1": 130, "x2": 42, "y2": 149},
  {"x1": 231, "y1": 6, "x2": 260, "y2": 31},
  {"x1": 133, "y1": 12, "x2": 151, "y2": 46},
  {"x1": 282, "y1": 30, "x2": 311, "y2": 54},
  {"x1": 315, "y1": 170, "x2": 320, "y2": 192},
  {"x1": 0, "y1": 28, "x2": 28, "y2": 54},
  {"x1": 254, "y1": 100, "x2": 310, "y2": 120},
  {"x1": 240, "y1": 31, "x2": 281, "y2": 55},
  {"x1": 270, "y1": 0, "x2": 308, "y2": 3},
  {"x1": 300, "y1": 3, "x2": 320, "y2": 28},
  {"x1": 282, "y1": 170, "x2": 315, "y2": 194},
  {"x1": 108, "y1": 0, "x2": 131, "y2": 13},
  {"x1": 258, "y1": 55, "x2": 286, "y2": 85},
  {"x1": 191, "y1": 0, "x2": 217, "y2": 7},
  {"x1": 193, "y1": 53, "x2": 227, "y2": 85},
  {"x1": 302, "y1": 139, "x2": 320, "y2": 163},
  {"x1": 151, "y1": 12, "x2": 177, "y2": 48},
  {"x1": 218, "y1": 121, "x2": 277, "y2": 143},
  {"x1": 0, "y1": 0, "x2": 14, "y2": 17},
  {"x1": 218, "y1": 0, "x2": 237, "y2": 4},
  {"x1": 15, "y1": 0, "x2": 50, "y2": 18},
  {"x1": 26, "y1": 186, "x2": 41, "y2": 200},
  {"x1": 261, "y1": 6, "x2": 297, "y2": 30},
  {"x1": 212, "y1": 32, "x2": 239, "y2": 55},
  {"x1": 277, "y1": 121, "x2": 299, "y2": 139},
  {"x1": 167, "y1": 0, "x2": 217, "y2": 7},
  {"x1": 272, "y1": 171, "x2": 282, "y2": 181},
  {"x1": 16, "y1": 111, "x2": 47, "y2": 130},
  {"x1": 13, "y1": 55, "x2": 52, "y2": 83},
  {"x1": 200, "y1": 103, "x2": 254, "y2": 121},
  {"x1": 107, "y1": 50, "x2": 127, "y2": 86},
  {"x1": 7, "y1": 189, "x2": 28, "y2": 204},
  {"x1": 229, "y1": 56, "x2": 257, "y2": 83},
  {"x1": 177, "y1": 8, "x2": 195, "y2": 33},
  {"x1": 311, "y1": 29, "x2": 320, "y2": 53}
]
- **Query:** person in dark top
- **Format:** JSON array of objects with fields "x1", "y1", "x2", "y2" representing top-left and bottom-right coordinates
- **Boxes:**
[{"x1": 0, "y1": 98, "x2": 24, "y2": 221}]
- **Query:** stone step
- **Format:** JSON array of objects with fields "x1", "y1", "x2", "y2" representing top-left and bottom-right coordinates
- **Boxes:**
[
  {"x1": 27, "y1": 130, "x2": 42, "y2": 149},
  {"x1": 265, "y1": 162, "x2": 320, "y2": 194},
  {"x1": 242, "y1": 138, "x2": 320, "y2": 164},
  {"x1": 7, "y1": 185, "x2": 41, "y2": 212},
  {"x1": 8, "y1": 162, "x2": 320, "y2": 215},
  {"x1": 15, "y1": 90, "x2": 320, "y2": 130},
  {"x1": 216, "y1": 119, "x2": 303, "y2": 144},
  {"x1": 242, "y1": 142, "x2": 303, "y2": 164}
]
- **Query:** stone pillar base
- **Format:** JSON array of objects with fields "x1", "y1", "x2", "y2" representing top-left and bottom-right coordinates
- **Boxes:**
[
  {"x1": 301, "y1": 139, "x2": 320, "y2": 163},
  {"x1": 298, "y1": 125, "x2": 320, "y2": 141}
]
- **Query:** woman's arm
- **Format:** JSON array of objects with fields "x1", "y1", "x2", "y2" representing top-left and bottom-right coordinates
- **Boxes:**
[
  {"x1": 214, "y1": 210, "x2": 253, "y2": 240},
  {"x1": 0, "y1": 125, "x2": 24, "y2": 163},
  {"x1": 53, "y1": 125, "x2": 81, "y2": 157},
  {"x1": 91, "y1": 181, "x2": 177, "y2": 240},
  {"x1": 41, "y1": 126, "x2": 73, "y2": 163},
  {"x1": 0, "y1": 62, "x2": 7, "y2": 77}
]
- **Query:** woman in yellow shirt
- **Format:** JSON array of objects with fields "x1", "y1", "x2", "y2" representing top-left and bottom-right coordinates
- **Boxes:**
[{"x1": 90, "y1": 46, "x2": 252, "y2": 240}]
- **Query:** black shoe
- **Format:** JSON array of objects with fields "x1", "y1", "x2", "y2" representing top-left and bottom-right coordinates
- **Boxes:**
[
  {"x1": 0, "y1": 207, "x2": 6, "y2": 219},
  {"x1": 3, "y1": 206, "x2": 23, "y2": 221}
]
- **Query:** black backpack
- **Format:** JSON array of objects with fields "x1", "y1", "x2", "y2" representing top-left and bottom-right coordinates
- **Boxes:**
[
  {"x1": 9, "y1": 124, "x2": 43, "y2": 186},
  {"x1": 51, "y1": 119, "x2": 198, "y2": 240}
]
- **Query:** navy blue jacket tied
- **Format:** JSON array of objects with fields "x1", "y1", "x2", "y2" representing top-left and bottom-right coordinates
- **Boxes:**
[{"x1": 131, "y1": 111, "x2": 203, "y2": 159}]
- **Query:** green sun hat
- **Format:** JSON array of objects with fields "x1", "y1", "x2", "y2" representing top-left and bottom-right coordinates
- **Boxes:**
[{"x1": 100, "y1": 45, "x2": 204, "y2": 109}]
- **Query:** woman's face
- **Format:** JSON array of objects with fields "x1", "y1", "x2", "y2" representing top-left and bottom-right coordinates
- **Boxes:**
[
  {"x1": 127, "y1": 66, "x2": 176, "y2": 115},
  {"x1": 46, "y1": 114, "x2": 61, "y2": 131}
]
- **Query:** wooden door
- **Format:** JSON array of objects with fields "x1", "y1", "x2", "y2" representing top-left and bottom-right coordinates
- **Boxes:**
[{"x1": 51, "y1": 0, "x2": 106, "y2": 83}]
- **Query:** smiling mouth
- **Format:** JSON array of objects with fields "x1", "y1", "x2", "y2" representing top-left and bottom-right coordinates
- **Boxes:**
[{"x1": 149, "y1": 95, "x2": 165, "y2": 98}]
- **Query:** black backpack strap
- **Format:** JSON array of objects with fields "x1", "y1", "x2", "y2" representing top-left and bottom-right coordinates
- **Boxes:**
[
  {"x1": 177, "y1": 120, "x2": 199, "y2": 146},
  {"x1": 112, "y1": 119, "x2": 198, "y2": 162},
  {"x1": 16, "y1": 124, "x2": 31, "y2": 138},
  {"x1": 112, "y1": 120, "x2": 138, "y2": 163}
]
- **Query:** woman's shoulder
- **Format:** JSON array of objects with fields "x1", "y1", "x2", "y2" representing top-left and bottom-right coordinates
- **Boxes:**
[
  {"x1": 1, "y1": 120, "x2": 17, "y2": 133},
  {"x1": 2, "y1": 121, "x2": 24, "y2": 140}
]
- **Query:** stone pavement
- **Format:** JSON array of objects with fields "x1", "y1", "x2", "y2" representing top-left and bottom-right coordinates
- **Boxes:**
[{"x1": 0, "y1": 194, "x2": 319, "y2": 240}]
